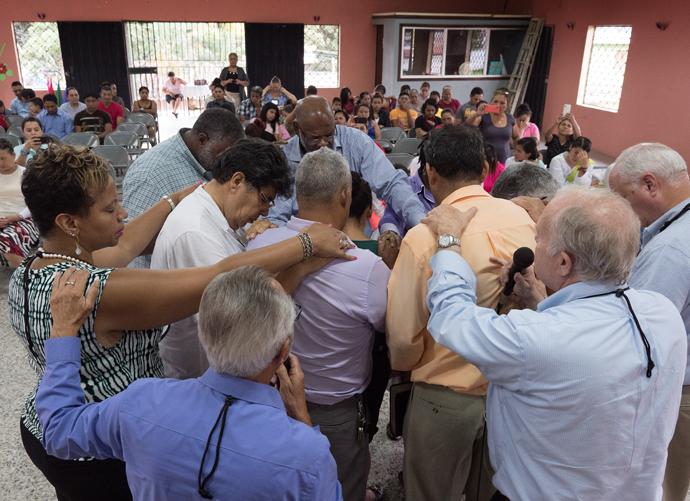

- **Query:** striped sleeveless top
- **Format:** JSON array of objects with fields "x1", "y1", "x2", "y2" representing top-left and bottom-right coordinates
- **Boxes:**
[{"x1": 8, "y1": 259, "x2": 164, "y2": 441}]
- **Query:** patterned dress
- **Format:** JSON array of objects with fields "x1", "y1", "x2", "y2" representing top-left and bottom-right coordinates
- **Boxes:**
[
  {"x1": 0, "y1": 165, "x2": 39, "y2": 266},
  {"x1": 8, "y1": 260, "x2": 164, "y2": 443}
]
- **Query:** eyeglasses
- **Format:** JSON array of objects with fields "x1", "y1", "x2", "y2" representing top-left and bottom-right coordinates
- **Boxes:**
[
  {"x1": 299, "y1": 127, "x2": 338, "y2": 147},
  {"x1": 260, "y1": 191, "x2": 275, "y2": 209},
  {"x1": 294, "y1": 303, "x2": 303, "y2": 321}
]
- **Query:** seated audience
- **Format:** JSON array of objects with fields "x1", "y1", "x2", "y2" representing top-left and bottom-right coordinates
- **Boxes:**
[
  {"x1": 131, "y1": 86, "x2": 157, "y2": 145},
  {"x1": 0, "y1": 100, "x2": 9, "y2": 117},
  {"x1": 40, "y1": 94, "x2": 74, "y2": 140},
  {"x1": 0, "y1": 139, "x2": 39, "y2": 267},
  {"x1": 282, "y1": 103, "x2": 296, "y2": 136},
  {"x1": 543, "y1": 112, "x2": 581, "y2": 165},
  {"x1": 409, "y1": 89, "x2": 421, "y2": 113},
  {"x1": 438, "y1": 85, "x2": 461, "y2": 115},
  {"x1": 307, "y1": 85, "x2": 318, "y2": 96},
  {"x1": 371, "y1": 94, "x2": 391, "y2": 128},
  {"x1": 340, "y1": 87, "x2": 355, "y2": 115},
  {"x1": 0, "y1": 103, "x2": 6, "y2": 131},
  {"x1": 203, "y1": 78, "x2": 224, "y2": 105},
  {"x1": 359, "y1": 91, "x2": 372, "y2": 108},
  {"x1": 259, "y1": 102, "x2": 289, "y2": 141},
  {"x1": 36, "y1": 266, "x2": 342, "y2": 500},
  {"x1": 219, "y1": 52, "x2": 249, "y2": 109},
  {"x1": 74, "y1": 92, "x2": 113, "y2": 143},
  {"x1": 334, "y1": 109, "x2": 349, "y2": 126},
  {"x1": 414, "y1": 98, "x2": 441, "y2": 138},
  {"x1": 59, "y1": 87, "x2": 86, "y2": 120},
  {"x1": 421, "y1": 186, "x2": 686, "y2": 501},
  {"x1": 206, "y1": 84, "x2": 236, "y2": 114},
  {"x1": 353, "y1": 103, "x2": 380, "y2": 140},
  {"x1": 100, "y1": 81, "x2": 125, "y2": 107},
  {"x1": 244, "y1": 119, "x2": 278, "y2": 142},
  {"x1": 98, "y1": 86, "x2": 124, "y2": 130},
  {"x1": 13, "y1": 144, "x2": 351, "y2": 500},
  {"x1": 152, "y1": 139, "x2": 294, "y2": 379},
  {"x1": 505, "y1": 137, "x2": 545, "y2": 168},
  {"x1": 249, "y1": 147, "x2": 390, "y2": 501},
  {"x1": 10, "y1": 81, "x2": 27, "y2": 116},
  {"x1": 332, "y1": 97, "x2": 343, "y2": 111},
  {"x1": 438, "y1": 108, "x2": 455, "y2": 127},
  {"x1": 549, "y1": 136, "x2": 596, "y2": 187},
  {"x1": 18, "y1": 89, "x2": 36, "y2": 118},
  {"x1": 419, "y1": 81, "x2": 431, "y2": 102},
  {"x1": 390, "y1": 92, "x2": 417, "y2": 132},
  {"x1": 29, "y1": 97, "x2": 44, "y2": 118},
  {"x1": 238, "y1": 85, "x2": 263, "y2": 123},
  {"x1": 514, "y1": 102, "x2": 540, "y2": 142},
  {"x1": 455, "y1": 87, "x2": 483, "y2": 122},
  {"x1": 467, "y1": 88, "x2": 520, "y2": 166},
  {"x1": 14, "y1": 117, "x2": 47, "y2": 167},
  {"x1": 386, "y1": 124, "x2": 536, "y2": 501},
  {"x1": 490, "y1": 160, "x2": 560, "y2": 201},
  {"x1": 162, "y1": 71, "x2": 186, "y2": 117},
  {"x1": 263, "y1": 76, "x2": 297, "y2": 107},
  {"x1": 268, "y1": 96, "x2": 426, "y2": 235},
  {"x1": 608, "y1": 144, "x2": 690, "y2": 501},
  {"x1": 123, "y1": 109, "x2": 246, "y2": 268},
  {"x1": 374, "y1": 84, "x2": 396, "y2": 114},
  {"x1": 482, "y1": 142, "x2": 503, "y2": 194}
]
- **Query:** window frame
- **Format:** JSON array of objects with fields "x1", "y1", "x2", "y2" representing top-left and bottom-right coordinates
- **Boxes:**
[
  {"x1": 303, "y1": 24, "x2": 340, "y2": 89},
  {"x1": 576, "y1": 25, "x2": 632, "y2": 113},
  {"x1": 397, "y1": 23, "x2": 527, "y2": 81},
  {"x1": 12, "y1": 21, "x2": 66, "y2": 90}
]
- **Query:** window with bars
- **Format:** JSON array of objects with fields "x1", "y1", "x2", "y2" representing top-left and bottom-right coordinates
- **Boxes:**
[
  {"x1": 400, "y1": 26, "x2": 526, "y2": 79},
  {"x1": 12, "y1": 22, "x2": 65, "y2": 89},
  {"x1": 304, "y1": 25, "x2": 339, "y2": 88},
  {"x1": 577, "y1": 26, "x2": 632, "y2": 112}
]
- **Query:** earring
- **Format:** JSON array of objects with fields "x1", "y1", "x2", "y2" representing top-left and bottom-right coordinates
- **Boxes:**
[{"x1": 71, "y1": 232, "x2": 82, "y2": 255}]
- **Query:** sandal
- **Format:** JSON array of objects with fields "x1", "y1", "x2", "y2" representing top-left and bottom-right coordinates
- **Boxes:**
[
  {"x1": 386, "y1": 422, "x2": 401, "y2": 441},
  {"x1": 367, "y1": 484, "x2": 384, "y2": 501}
]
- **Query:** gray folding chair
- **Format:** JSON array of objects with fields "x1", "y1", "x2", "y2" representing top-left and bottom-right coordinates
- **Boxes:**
[
  {"x1": 0, "y1": 134, "x2": 21, "y2": 147},
  {"x1": 7, "y1": 124, "x2": 24, "y2": 139},
  {"x1": 7, "y1": 116, "x2": 24, "y2": 127},
  {"x1": 123, "y1": 107, "x2": 131, "y2": 119},
  {"x1": 407, "y1": 128, "x2": 418, "y2": 138},
  {"x1": 386, "y1": 153, "x2": 414, "y2": 170},
  {"x1": 126, "y1": 113, "x2": 158, "y2": 146},
  {"x1": 375, "y1": 139, "x2": 393, "y2": 154},
  {"x1": 379, "y1": 127, "x2": 406, "y2": 144},
  {"x1": 105, "y1": 131, "x2": 141, "y2": 158},
  {"x1": 392, "y1": 138, "x2": 423, "y2": 155},
  {"x1": 63, "y1": 132, "x2": 100, "y2": 148},
  {"x1": 117, "y1": 122, "x2": 151, "y2": 151},
  {"x1": 93, "y1": 145, "x2": 130, "y2": 176}
]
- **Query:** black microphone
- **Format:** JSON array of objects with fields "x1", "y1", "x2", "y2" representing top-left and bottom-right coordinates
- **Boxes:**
[{"x1": 502, "y1": 247, "x2": 535, "y2": 297}]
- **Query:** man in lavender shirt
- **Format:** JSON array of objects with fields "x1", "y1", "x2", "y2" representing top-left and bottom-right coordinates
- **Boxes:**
[{"x1": 247, "y1": 147, "x2": 390, "y2": 501}]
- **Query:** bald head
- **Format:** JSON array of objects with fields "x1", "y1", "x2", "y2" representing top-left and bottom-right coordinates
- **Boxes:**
[{"x1": 294, "y1": 96, "x2": 336, "y2": 152}]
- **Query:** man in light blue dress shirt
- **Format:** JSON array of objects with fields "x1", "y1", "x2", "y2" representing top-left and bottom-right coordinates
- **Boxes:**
[
  {"x1": 40, "y1": 94, "x2": 74, "y2": 140},
  {"x1": 36, "y1": 266, "x2": 342, "y2": 500},
  {"x1": 9, "y1": 81, "x2": 25, "y2": 115},
  {"x1": 421, "y1": 187, "x2": 686, "y2": 501},
  {"x1": 267, "y1": 96, "x2": 426, "y2": 236},
  {"x1": 608, "y1": 143, "x2": 690, "y2": 501}
]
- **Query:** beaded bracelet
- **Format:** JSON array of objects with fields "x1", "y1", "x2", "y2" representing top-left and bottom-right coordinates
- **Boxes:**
[{"x1": 297, "y1": 232, "x2": 313, "y2": 260}]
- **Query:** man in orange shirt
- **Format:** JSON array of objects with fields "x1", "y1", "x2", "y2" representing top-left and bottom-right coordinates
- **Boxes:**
[
  {"x1": 386, "y1": 124, "x2": 536, "y2": 501},
  {"x1": 389, "y1": 92, "x2": 418, "y2": 131}
]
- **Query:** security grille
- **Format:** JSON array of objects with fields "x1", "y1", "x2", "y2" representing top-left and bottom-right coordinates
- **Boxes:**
[
  {"x1": 12, "y1": 22, "x2": 65, "y2": 88},
  {"x1": 469, "y1": 30, "x2": 489, "y2": 74},
  {"x1": 304, "y1": 25, "x2": 339, "y2": 88},
  {"x1": 581, "y1": 26, "x2": 632, "y2": 111}
]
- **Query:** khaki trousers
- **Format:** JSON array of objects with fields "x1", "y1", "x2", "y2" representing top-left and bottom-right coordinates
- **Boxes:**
[
  {"x1": 663, "y1": 385, "x2": 690, "y2": 500},
  {"x1": 403, "y1": 382, "x2": 495, "y2": 501}
]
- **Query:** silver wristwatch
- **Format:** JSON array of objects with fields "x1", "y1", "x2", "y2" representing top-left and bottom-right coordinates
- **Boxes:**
[{"x1": 437, "y1": 234, "x2": 461, "y2": 249}]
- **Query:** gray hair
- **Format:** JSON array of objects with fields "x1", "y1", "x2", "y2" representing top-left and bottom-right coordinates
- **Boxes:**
[
  {"x1": 615, "y1": 143, "x2": 689, "y2": 186},
  {"x1": 546, "y1": 187, "x2": 640, "y2": 285},
  {"x1": 410, "y1": 89, "x2": 419, "y2": 96},
  {"x1": 296, "y1": 147, "x2": 352, "y2": 205},
  {"x1": 491, "y1": 161, "x2": 560, "y2": 200},
  {"x1": 197, "y1": 266, "x2": 295, "y2": 377}
]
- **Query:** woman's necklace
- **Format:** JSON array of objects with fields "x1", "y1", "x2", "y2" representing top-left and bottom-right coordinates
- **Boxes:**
[{"x1": 37, "y1": 248, "x2": 91, "y2": 267}]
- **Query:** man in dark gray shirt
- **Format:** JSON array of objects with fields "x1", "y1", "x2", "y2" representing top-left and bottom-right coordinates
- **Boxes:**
[{"x1": 455, "y1": 87, "x2": 483, "y2": 122}]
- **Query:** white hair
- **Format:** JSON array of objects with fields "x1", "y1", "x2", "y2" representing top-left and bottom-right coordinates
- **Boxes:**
[
  {"x1": 442, "y1": 85, "x2": 452, "y2": 92},
  {"x1": 296, "y1": 147, "x2": 352, "y2": 205},
  {"x1": 615, "y1": 143, "x2": 689, "y2": 186},
  {"x1": 197, "y1": 266, "x2": 295, "y2": 377},
  {"x1": 546, "y1": 186, "x2": 641, "y2": 285},
  {"x1": 491, "y1": 161, "x2": 560, "y2": 200}
]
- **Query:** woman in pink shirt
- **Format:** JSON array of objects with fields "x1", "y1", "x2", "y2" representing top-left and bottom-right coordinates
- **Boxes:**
[
  {"x1": 258, "y1": 103, "x2": 290, "y2": 141},
  {"x1": 514, "y1": 103, "x2": 540, "y2": 142},
  {"x1": 162, "y1": 71, "x2": 187, "y2": 118}
]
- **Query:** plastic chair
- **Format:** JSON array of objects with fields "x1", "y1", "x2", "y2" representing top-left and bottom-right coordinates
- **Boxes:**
[
  {"x1": 386, "y1": 153, "x2": 414, "y2": 169},
  {"x1": 379, "y1": 127, "x2": 406, "y2": 144},
  {"x1": 63, "y1": 132, "x2": 100, "y2": 148},
  {"x1": 375, "y1": 139, "x2": 393, "y2": 154},
  {"x1": 123, "y1": 107, "x2": 131, "y2": 119},
  {"x1": 0, "y1": 134, "x2": 21, "y2": 147},
  {"x1": 407, "y1": 128, "x2": 418, "y2": 138},
  {"x1": 7, "y1": 116, "x2": 24, "y2": 127},
  {"x1": 93, "y1": 145, "x2": 130, "y2": 174},
  {"x1": 104, "y1": 131, "x2": 141, "y2": 157},
  {"x1": 116, "y1": 123, "x2": 151, "y2": 151},
  {"x1": 126, "y1": 113, "x2": 157, "y2": 147},
  {"x1": 7, "y1": 124, "x2": 24, "y2": 139},
  {"x1": 392, "y1": 138, "x2": 423, "y2": 155}
]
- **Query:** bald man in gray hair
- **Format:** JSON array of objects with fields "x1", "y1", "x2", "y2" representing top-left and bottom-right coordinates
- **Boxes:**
[
  {"x1": 609, "y1": 143, "x2": 690, "y2": 501},
  {"x1": 420, "y1": 187, "x2": 686, "y2": 500}
]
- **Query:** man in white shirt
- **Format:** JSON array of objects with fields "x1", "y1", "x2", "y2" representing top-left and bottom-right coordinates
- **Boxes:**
[{"x1": 151, "y1": 138, "x2": 293, "y2": 379}]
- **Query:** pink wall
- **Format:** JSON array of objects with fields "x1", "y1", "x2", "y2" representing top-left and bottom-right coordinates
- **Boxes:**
[
  {"x1": 0, "y1": 0, "x2": 523, "y2": 106},
  {"x1": 531, "y1": 0, "x2": 690, "y2": 159}
]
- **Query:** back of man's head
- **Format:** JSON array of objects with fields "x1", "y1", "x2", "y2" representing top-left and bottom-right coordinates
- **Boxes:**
[
  {"x1": 546, "y1": 187, "x2": 641, "y2": 285},
  {"x1": 21, "y1": 89, "x2": 36, "y2": 100},
  {"x1": 421, "y1": 124, "x2": 484, "y2": 183},
  {"x1": 615, "y1": 143, "x2": 689, "y2": 187},
  {"x1": 295, "y1": 147, "x2": 351, "y2": 206},
  {"x1": 307, "y1": 85, "x2": 317, "y2": 95},
  {"x1": 212, "y1": 138, "x2": 293, "y2": 197},
  {"x1": 491, "y1": 162, "x2": 560, "y2": 200},
  {"x1": 198, "y1": 266, "x2": 295, "y2": 377},
  {"x1": 192, "y1": 108, "x2": 245, "y2": 144}
]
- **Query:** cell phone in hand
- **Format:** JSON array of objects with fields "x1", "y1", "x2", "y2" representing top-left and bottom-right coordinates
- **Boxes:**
[
  {"x1": 354, "y1": 117, "x2": 368, "y2": 124},
  {"x1": 563, "y1": 104, "x2": 571, "y2": 114},
  {"x1": 39, "y1": 136, "x2": 52, "y2": 145},
  {"x1": 484, "y1": 105, "x2": 500, "y2": 113}
]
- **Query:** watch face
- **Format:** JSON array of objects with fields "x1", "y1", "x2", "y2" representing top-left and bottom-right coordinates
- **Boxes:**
[{"x1": 439, "y1": 235, "x2": 451, "y2": 247}]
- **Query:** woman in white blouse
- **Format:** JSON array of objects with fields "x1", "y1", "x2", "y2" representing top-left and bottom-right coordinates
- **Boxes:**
[{"x1": 549, "y1": 136, "x2": 598, "y2": 187}]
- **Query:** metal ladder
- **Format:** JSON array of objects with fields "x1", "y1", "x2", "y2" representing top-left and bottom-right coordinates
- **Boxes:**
[{"x1": 507, "y1": 18, "x2": 545, "y2": 114}]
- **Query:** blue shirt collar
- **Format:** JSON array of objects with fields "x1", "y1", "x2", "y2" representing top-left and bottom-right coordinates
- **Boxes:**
[
  {"x1": 642, "y1": 196, "x2": 690, "y2": 246},
  {"x1": 409, "y1": 172, "x2": 435, "y2": 207},
  {"x1": 537, "y1": 280, "x2": 629, "y2": 312},
  {"x1": 198, "y1": 368, "x2": 286, "y2": 412}
]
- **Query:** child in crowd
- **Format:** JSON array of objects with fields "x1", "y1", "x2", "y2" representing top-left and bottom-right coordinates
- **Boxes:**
[
  {"x1": 482, "y1": 142, "x2": 504, "y2": 194},
  {"x1": 334, "y1": 109, "x2": 349, "y2": 125},
  {"x1": 29, "y1": 98, "x2": 44, "y2": 118},
  {"x1": 505, "y1": 137, "x2": 545, "y2": 168},
  {"x1": 332, "y1": 97, "x2": 342, "y2": 111}
]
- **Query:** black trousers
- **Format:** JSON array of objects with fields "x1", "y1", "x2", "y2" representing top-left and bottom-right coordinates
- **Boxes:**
[
  {"x1": 21, "y1": 420, "x2": 133, "y2": 501},
  {"x1": 490, "y1": 490, "x2": 510, "y2": 501},
  {"x1": 365, "y1": 331, "x2": 391, "y2": 441}
]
